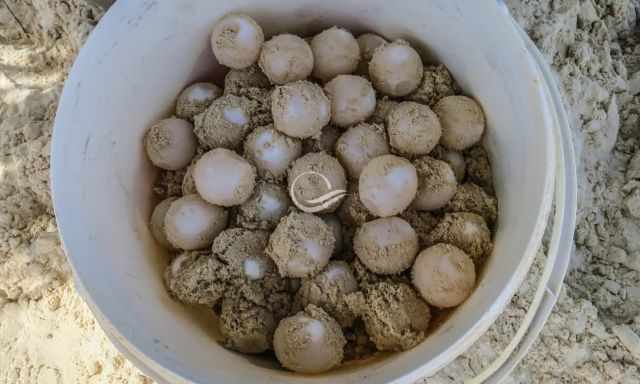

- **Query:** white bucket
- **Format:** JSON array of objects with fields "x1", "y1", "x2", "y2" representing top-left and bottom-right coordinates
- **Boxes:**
[{"x1": 51, "y1": 1, "x2": 570, "y2": 383}]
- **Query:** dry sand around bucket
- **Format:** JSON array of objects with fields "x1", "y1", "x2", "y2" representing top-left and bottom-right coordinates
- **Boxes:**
[{"x1": 1, "y1": 0, "x2": 640, "y2": 383}]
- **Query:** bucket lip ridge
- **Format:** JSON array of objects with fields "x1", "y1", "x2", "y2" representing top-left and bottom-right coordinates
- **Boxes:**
[{"x1": 51, "y1": 1, "x2": 558, "y2": 383}]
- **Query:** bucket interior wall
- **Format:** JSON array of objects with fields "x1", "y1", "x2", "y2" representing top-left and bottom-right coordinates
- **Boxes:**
[{"x1": 52, "y1": 1, "x2": 554, "y2": 383}]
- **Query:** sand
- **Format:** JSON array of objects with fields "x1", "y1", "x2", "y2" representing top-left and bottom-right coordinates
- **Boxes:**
[{"x1": 1, "y1": 0, "x2": 640, "y2": 383}]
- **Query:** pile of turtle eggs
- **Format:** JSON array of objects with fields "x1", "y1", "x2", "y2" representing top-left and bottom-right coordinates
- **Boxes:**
[{"x1": 145, "y1": 12, "x2": 498, "y2": 374}]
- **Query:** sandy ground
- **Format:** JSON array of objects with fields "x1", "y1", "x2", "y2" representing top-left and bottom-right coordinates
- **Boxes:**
[{"x1": 1, "y1": 0, "x2": 639, "y2": 383}]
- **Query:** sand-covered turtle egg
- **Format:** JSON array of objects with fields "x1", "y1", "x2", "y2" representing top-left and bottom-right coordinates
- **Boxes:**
[
  {"x1": 144, "y1": 118, "x2": 197, "y2": 170},
  {"x1": 175, "y1": 83, "x2": 222, "y2": 120},
  {"x1": 219, "y1": 295, "x2": 276, "y2": 354},
  {"x1": 387, "y1": 101, "x2": 441, "y2": 156},
  {"x1": 353, "y1": 217, "x2": 419, "y2": 274},
  {"x1": 434, "y1": 95, "x2": 486, "y2": 151},
  {"x1": 194, "y1": 94, "x2": 255, "y2": 149},
  {"x1": 413, "y1": 156, "x2": 457, "y2": 211},
  {"x1": 412, "y1": 243, "x2": 476, "y2": 308},
  {"x1": 164, "y1": 250, "x2": 227, "y2": 306},
  {"x1": 271, "y1": 81, "x2": 331, "y2": 138},
  {"x1": 369, "y1": 40, "x2": 423, "y2": 97},
  {"x1": 211, "y1": 13, "x2": 264, "y2": 69},
  {"x1": 427, "y1": 212, "x2": 492, "y2": 265},
  {"x1": 236, "y1": 182, "x2": 291, "y2": 230},
  {"x1": 259, "y1": 34, "x2": 314, "y2": 84},
  {"x1": 267, "y1": 212, "x2": 335, "y2": 278},
  {"x1": 294, "y1": 261, "x2": 358, "y2": 327},
  {"x1": 335, "y1": 123, "x2": 389, "y2": 179},
  {"x1": 407, "y1": 64, "x2": 457, "y2": 106},
  {"x1": 345, "y1": 282, "x2": 430, "y2": 351},
  {"x1": 273, "y1": 305, "x2": 346, "y2": 373}
]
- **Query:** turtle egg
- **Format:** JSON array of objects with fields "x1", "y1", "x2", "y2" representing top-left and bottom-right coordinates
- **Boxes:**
[
  {"x1": 267, "y1": 212, "x2": 335, "y2": 278},
  {"x1": 219, "y1": 296, "x2": 276, "y2": 354},
  {"x1": 211, "y1": 13, "x2": 264, "y2": 69},
  {"x1": 243, "y1": 124, "x2": 302, "y2": 182},
  {"x1": 294, "y1": 261, "x2": 358, "y2": 326},
  {"x1": 369, "y1": 40, "x2": 423, "y2": 97},
  {"x1": 193, "y1": 94, "x2": 255, "y2": 149},
  {"x1": 150, "y1": 197, "x2": 177, "y2": 249},
  {"x1": 236, "y1": 182, "x2": 291, "y2": 231},
  {"x1": 324, "y1": 75, "x2": 376, "y2": 127},
  {"x1": 144, "y1": 118, "x2": 197, "y2": 170},
  {"x1": 164, "y1": 250, "x2": 226, "y2": 306},
  {"x1": 336, "y1": 123, "x2": 389, "y2": 180},
  {"x1": 434, "y1": 95, "x2": 486, "y2": 151},
  {"x1": 412, "y1": 243, "x2": 476, "y2": 308},
  {"x1": 288, "y1": 152, "x2": 347, "y2": 213},
  {"x1": 271, "y1": 81, "x2": 331, "y2": 138},
  {"x1": 193, "y1": 148, "x2": 256, "y2": 207},
  {"x1": 175, "y1": 83, "x2": 222, "y2": 120},
  {"x1": 354, "y1": 217, "x2": 419, "y2": 274},
  {"x1": 259, "y1": 34, "x2": 314, "y2": 84},
  {"x1": 413, "y1": 156, "x2": 457, "y2": 211},
  {"x1": 387, "y1": 101, "x2": 442, "y2": 156},
  {"x1": 164, "y1": 194, "x2": 228, "y2": 250},
  {"x1": 359, "y1": 155, "x2": 418, "y2": 217},
  {"x1": 273, "y1": 305, "x2": 346, "y2": 373},
  {"x1": 427, "y1": 212, "x2": 492, "y2": 266},
  {"x1": 344, "y1": 282, "x2": 430, "y2": 351},
  {"x1": 311, "y1": 27, "x2": 360, "y2": 82}
]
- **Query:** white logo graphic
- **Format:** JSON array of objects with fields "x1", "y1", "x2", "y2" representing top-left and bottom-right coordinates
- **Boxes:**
[{"x1": 289, "y1": 171, "x2": 347, "y2": 213}]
